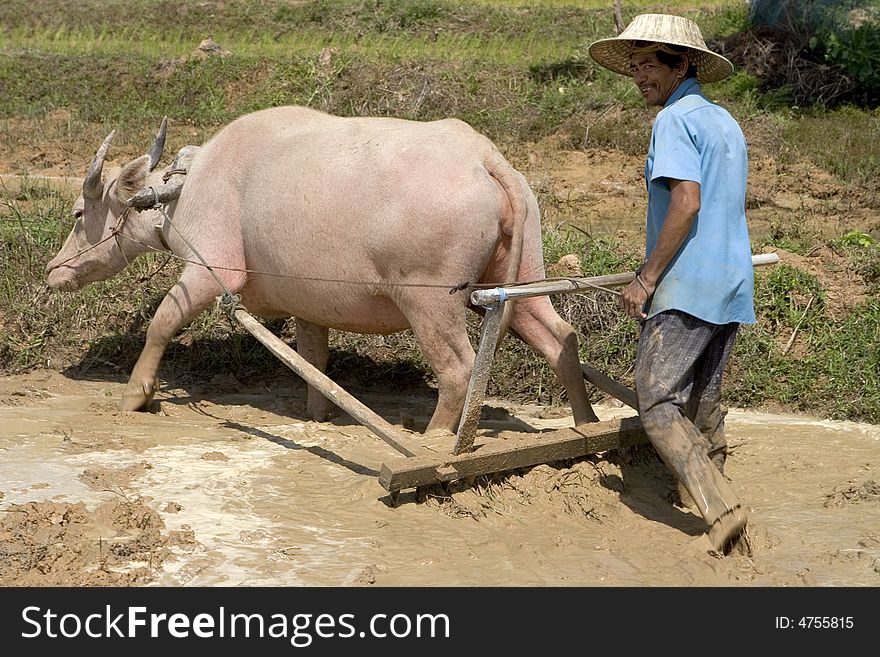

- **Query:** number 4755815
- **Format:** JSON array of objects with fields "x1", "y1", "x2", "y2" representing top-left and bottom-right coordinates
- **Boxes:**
[{"x1": 799, "y1": 617, "x2": 853, "y2": 629}]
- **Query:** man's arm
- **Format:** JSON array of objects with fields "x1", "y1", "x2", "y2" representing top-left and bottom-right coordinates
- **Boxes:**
[{"x1": 622, "y1": 178, "x2": 701, "y2": 319}]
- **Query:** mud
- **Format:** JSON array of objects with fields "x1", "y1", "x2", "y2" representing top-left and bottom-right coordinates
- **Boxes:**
[{"x1": 1, "y1": 370, "x2": 878, "y2": 587}]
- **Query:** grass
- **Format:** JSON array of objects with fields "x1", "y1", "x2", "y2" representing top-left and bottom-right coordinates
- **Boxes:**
[
  {"x1": 1, "y1": 0, "x2": 878, "y2": 423},
  {"x1": 784, "y1": 106, "x2": 880, "y2": 187},
  {"x1": 3, "y1": 27, "x2": 586, "y2": 65},
  {"x1": 730, "y1": 297, "x2": 880, "y2": 424}
]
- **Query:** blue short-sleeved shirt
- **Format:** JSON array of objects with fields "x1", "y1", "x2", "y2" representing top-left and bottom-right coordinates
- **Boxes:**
[{"x1": 645, "y1": 77, "x2": 756, "y2": 325}]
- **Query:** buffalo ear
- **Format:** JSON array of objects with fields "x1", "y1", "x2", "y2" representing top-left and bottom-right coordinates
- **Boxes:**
[{"x1": 115, "y1": 154, "x2": 152, "y2": 204}]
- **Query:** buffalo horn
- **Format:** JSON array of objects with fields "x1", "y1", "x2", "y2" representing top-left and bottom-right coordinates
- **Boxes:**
[
  {"x1": 147, "y1": 116, "x2": 168, "y2": 171},
  {"x1": 82, "y1": 130, "x2": 116, "y2": 199}
]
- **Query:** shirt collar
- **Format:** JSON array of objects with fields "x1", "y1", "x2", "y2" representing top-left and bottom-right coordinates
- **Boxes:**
[{"x1": 664, "y1": 77, "x2": 701, "y2": 108}]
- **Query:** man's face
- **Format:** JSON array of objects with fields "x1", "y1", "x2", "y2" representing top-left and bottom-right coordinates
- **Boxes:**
[{"x1": 629, "y1": 50, "x2": 687, "y2": 106}]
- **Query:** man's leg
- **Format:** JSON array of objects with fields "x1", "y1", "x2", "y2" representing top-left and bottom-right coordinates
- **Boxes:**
[
  {"x1": 635, "y1": 311, "x2": 747, "y2": 551},
  {"x1": 686, "y1": 323, "x2": 739, "y2": 474}
]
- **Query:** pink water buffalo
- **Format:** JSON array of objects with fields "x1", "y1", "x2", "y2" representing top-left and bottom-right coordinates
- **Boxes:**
[{"x1": 47, "y1": 106, "x2": 598, "y2": 433}]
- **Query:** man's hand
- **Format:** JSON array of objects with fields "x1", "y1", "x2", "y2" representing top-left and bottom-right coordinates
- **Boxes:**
[{"x1": 621, "y1": 274, "x2": 655, "y2": 319}]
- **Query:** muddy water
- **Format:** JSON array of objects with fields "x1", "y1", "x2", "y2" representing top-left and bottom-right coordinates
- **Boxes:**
[{"x1": 1, "y1": 371, "x2": 878, "y2": 587}]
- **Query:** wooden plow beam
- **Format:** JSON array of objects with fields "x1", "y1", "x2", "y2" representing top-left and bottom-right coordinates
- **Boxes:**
[
  {"x1": 232, "y1": 308, "x2": 431, "y2": 459},
  {"x1": 231, "y1": 302, "x2": 647, "y2": 497},
  {"x1": 230, "y1": 304, "x2": 646, "y2": 498}
]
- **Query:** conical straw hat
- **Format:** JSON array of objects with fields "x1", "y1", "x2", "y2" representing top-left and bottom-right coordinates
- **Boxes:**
[{"x1": 588, "y1": 14, "x2": 734, "y2": 83}]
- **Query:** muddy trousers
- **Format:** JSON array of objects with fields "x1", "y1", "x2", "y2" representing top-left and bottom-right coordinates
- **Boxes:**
[{"x1": 634, "y1": 310, "x2": 747, "y2": 549}]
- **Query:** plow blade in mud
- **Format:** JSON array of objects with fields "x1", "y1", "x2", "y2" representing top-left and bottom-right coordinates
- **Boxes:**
[{"x1": 378, "y1": 415, "x2": 648, "y2": 493}]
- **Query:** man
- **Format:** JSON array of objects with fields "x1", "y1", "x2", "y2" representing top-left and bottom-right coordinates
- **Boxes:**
[{"x1": 589, "y1": 14, "x2": 755, "y2": 552}]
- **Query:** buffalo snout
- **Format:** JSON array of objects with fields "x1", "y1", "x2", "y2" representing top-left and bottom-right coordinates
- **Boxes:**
[{"x1": 46, "y1": 265, "x2": 78, "y2": 291}]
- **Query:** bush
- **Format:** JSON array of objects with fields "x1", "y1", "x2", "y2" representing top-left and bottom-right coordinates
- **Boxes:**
[
  {"x1": 746, "y1": 0, "x2": 880, "y2": 107},
  {"x1": 813, "y1": 20, "x2": 880, "y2": 105}
]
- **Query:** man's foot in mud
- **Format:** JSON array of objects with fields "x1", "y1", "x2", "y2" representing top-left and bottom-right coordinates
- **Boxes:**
[{"x1": 707, "y1": 505, "x2": 748, "y2": 555}]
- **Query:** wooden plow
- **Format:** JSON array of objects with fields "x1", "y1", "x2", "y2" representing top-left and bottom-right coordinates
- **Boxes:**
[{"x1": 227, "y1": 253, "x2": 778, "y2": 502}]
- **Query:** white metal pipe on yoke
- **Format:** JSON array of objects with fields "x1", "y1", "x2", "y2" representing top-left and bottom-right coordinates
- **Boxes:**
[{"x1": 470, "y1": 253, "x2": 780, "y2": 307}]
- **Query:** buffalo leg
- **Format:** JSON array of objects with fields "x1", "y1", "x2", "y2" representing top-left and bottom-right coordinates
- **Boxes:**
[
  {"x1": 399, "y1": 293, "x2": 475, "y2": 434},
  {"x1": 507, "y1": 296, "x2": 599, "y2": 425},
  {"x1": 120, "y1": 265, "x2": 245, "y2": 411},
  {"x1": 295, "y1": 317, "x2": 332, "y2": 421}
]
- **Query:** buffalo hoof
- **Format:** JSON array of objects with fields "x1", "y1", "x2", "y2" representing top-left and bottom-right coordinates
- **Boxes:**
[
  {"x1": 119, "y1": 378, "x2": 159, "y2": 411},
  {"x1": 424, "y1": 426, "x2": 456, "y2": 439},
  {"x1": 575, "y1": 414, "x2": 600, "y2": 426},
  {"x1": 306, "y1": 395, "x2": 335, "y2": 423},
  {"x1": 307, "y1": 406, "x2": 334, "y2": 423}
]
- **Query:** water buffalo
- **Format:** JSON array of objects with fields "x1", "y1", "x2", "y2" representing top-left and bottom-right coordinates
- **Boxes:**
[{"x1": 47, "y1": 106, "x2": 598, "y2": 433}]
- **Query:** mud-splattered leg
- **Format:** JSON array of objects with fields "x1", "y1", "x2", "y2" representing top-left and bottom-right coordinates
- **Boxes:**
[
  {"x1": 398, "y1": 291, "x2": 475, "y2": 435},
  {"x1": 635, "y1": 310, "x2": 746, "y2": 552},
  {"x1": 685, "y1": 323, "x2": 739, "y2": 473},
  {"x1": 295, "y1": 318, "x2": 332, "y2": 421},
  {"x1": 121, "y1": 264, "x2": 246, "y2": 411},
  {"x1": 506, "y1": 296, "x2": 599, "y2": 425}
]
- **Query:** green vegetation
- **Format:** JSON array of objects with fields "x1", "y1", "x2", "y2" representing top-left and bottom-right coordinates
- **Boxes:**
[
  {"x1": 1, "y1": 0, "x2": 878, "y2": 423},
  {"x1": 731, "y1": 273, "x2": 880, "y2": 423},
  {"x1": 809, "y1": 0, "x2": 880, "y2": 104},
  {"x1": 783, "y1": 107, "x2": 880, "y2": 186}
]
